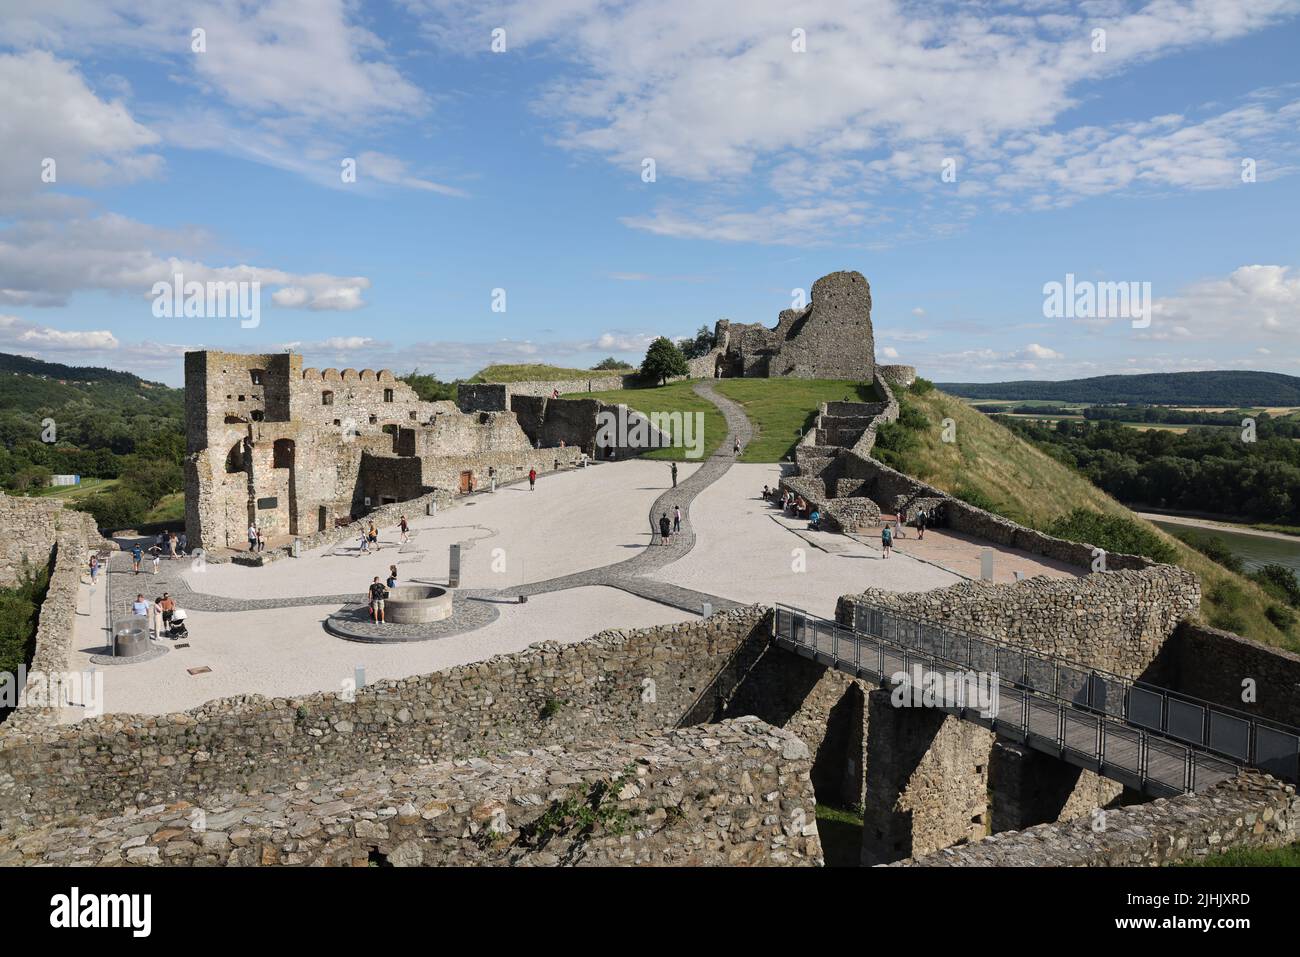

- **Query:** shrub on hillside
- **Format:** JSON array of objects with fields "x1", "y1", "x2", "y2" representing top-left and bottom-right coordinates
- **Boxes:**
[
  {"x1": 953, "y1": 485, "x2": 1000, "y2": 514},
  {"x1": 1266, "y1": 604, "x2": 1297, "y2": 632},
  {"x1": 1045, "y1": 508, "x2": 1178, "y2": 564},
  {"x1": 908, "y1": 377, "x2": 935, "y2": 395},
  {"x1": 1173, "y1": 530, "x2": 1245, "y2": 574},
  {"x1": 0, "y1": 562, "x2": 49, "y2": 684},
  {"x1": 1249, "y1": 563, "x2": 1300, "y2": 608}
]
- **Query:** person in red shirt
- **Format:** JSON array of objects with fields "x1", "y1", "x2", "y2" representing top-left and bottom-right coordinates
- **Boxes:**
[{"x1": 528, "y1": 467, "x2": 537, "y2": 491}]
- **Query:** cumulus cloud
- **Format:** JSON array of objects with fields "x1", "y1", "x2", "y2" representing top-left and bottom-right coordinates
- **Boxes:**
[{"x1": 1146, "y1": 265, "x2": 1300, "y2": 340}]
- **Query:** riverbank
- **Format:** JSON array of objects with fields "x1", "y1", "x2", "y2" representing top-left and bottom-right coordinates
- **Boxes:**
[{"x1": 1136, "y1": 511, "x2": 1300, "y2": 543}]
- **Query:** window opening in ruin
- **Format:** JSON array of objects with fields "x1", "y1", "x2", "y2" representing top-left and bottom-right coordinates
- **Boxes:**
[
  {"x1": 225, "y1": 440, "x2": 245, "y2": 473},
  {"x1": 383, "y1": 388, "x2": 394, "y2": 402},
  {"x1": 251, "y1": 410, "x2": 264, "y2": 422},
  {"x1": 369, "y1": 415, "x2": 377, "y2": 424},
  {"x1": 322, "y1": 390, "x2": 334, "y2": 405},
  {"x1": 273, "y1": 438, "x2": 294, "y2": 469},
  {"x1": 251, "y1": 369, "x2": 263, "y2": 385},
  {"x1": 238, "y1": 395, "x2": 245, "y2": 401}
]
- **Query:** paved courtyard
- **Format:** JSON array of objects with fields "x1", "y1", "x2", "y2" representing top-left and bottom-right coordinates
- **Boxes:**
[{"x1": 61, "y1": 381, "x2": 1081, "y2": 721}]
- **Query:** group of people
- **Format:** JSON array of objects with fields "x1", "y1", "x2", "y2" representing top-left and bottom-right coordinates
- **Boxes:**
[
  {"x1": 656, "y1": 505, "x2": 683, "y2": 545},
  {"x1": 128, "y1": 530, "x2": 188, "y2": 574},
  {"x1": 367, "y1": 564, "x2": 400, "y2": 623},
  {"x1": 130, "y1": 591, "x2": 183, "y2": 640},
  {"x1": 247, "y1": 524, "x2": 266, "y2": 552}
]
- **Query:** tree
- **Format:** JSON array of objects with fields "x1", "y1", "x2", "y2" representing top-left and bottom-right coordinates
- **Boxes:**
[
  {"x1": 677, "y1": 325, "x2": 714, "y2": 360},
  {"x1": 640, "y1": 337, "x2": 689, "y2": 386},
  {"x1": 592, "y1": 357, "x2": 633, "y2": 371}
]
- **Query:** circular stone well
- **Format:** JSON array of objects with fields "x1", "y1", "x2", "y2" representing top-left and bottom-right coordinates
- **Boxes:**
[{"x1": 384, "y1": 585, "x2": 453, "y2": 624}]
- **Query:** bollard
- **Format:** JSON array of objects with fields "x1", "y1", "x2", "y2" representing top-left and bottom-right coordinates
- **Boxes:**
[
  {"x1": 980, "y1": 548, "x2": 994, "y2": 582},
  {"x1": 355, "y1": 666, "x2": 366, "y2": 691},
  {"x1": 701, "y1": 602, "x2": 713, "y2": 618},
  {"x1": 448, "y1": 543, "x2": 461, "y2": 587},
  {"x1": 292, "y1": 538, "x2": 301, "y2": 559}
]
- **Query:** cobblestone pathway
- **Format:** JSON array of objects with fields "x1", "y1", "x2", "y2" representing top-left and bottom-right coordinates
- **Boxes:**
[{"x1": 106, "y1": 380, "x2": 756, "y2": 624}]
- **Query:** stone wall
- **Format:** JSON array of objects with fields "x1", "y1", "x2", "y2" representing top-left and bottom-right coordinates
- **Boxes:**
[
  {"x1": 0, "y1": 607, "x2": 771, "y2": 828},
  {"x1": 1151, "y1": 621, "x2": 1300, "y2": 731},
  {"x1": 0, "y1": 494, "x2": 100, "y2": 587},
  {"x1": 837, "y1": 565, "x2": 1201, "y2": 678},
  {"x1": 0, "y1": 496, "x2": 106, "y2": 730},
  {"x1": 456, "y1": 376, "x2": 629, "y2": 414},
  {"x1": 877, "y1": 365, "x2": 917, "y2": 389},
  {"x1": 897, "y1": 772, "x2": 1298, "y2": 866},
  {"x1": 717, "y1": 271, "x2": 875, "y2": 380},
  {"x1": 0, "y1": 719, "x2": 822, "y2": 867}
]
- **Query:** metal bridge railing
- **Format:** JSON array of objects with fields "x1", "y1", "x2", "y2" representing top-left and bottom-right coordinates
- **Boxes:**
[{"x1": 771, "y1": 604, "x2": 1292, "y2": 795}]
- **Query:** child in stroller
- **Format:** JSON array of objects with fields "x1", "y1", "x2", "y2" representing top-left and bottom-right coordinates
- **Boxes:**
[{"x1": 164, "y1": 607, "x2": 189, "y2": 640}]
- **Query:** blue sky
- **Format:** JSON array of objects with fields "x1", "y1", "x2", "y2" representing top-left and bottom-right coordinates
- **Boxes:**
[{"x1": 0, "y1": 0, "x2": 1297, "y2": 386}]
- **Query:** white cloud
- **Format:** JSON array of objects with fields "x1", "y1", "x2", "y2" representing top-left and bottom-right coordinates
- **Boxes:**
[
  {"x1": 1147, "y1": 265, "x2": 1300, "y2": 340},
  {"x1": 0, "y1": 314, "x2": 118, "y2": 351}
]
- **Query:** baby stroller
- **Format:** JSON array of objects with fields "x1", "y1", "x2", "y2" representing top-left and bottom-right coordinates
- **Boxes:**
[{"x1": 164, "y1": 608, "x2": 189, "y2": 640}]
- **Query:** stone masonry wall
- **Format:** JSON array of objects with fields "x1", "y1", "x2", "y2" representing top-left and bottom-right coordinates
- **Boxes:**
[
  {"x1": 1151, "y1": 621, "x2": 1300, "y2": 731},
  {"x1": 0, "y1": 607, "x2": 771, "y2": 828},
  {"x1": 0, "y1": 719, "x2": 822, "y2": 867},
  {"x1": 837, "y1": 565, "x2": 1202, "y2": 678},
  {"x1": 897, "y1": 772, "x2": 1298, "y2": 866},
  {"x1": 0, "y1": 493, "x2": 100, "y2": 587}
]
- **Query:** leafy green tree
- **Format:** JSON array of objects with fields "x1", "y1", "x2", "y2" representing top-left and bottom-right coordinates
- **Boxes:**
[
  {"x1": 592, "y1": 357, "x2": 633, "y2": 371},
  {"x1": 640, "y1": 337, "x2": 689, "y2": 385},
  {"x1": 677, "y1": 325, "x2": 714, "y2": 361}
]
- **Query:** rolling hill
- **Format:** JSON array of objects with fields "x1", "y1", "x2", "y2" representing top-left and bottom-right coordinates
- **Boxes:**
[
  {"x1": 893, "y1": 384, "x2": 1298, "y2": 652},
  {"x1": 936, "y1": 371, "x2": 1300, "y2": 406}
]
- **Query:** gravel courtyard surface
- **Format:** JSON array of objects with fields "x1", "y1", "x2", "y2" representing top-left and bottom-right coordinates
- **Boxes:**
[
  {"x1": 649, "y1": 463, "x2": 964, "y2": 616},
  {"x1": 179, "y1": 457, "x2": 702, "y2": 600},
  {"x1": 67, "y1": 585, "x2": 694, "y2": 718}
]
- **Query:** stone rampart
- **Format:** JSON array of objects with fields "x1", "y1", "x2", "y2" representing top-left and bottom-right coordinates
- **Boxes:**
[
  {"x1": 0, "y1": 608, "x2": 770, "y2": 828},
  {"x1": 897, "y1": 772, "x2": 1298, "y2": 866},
  {"x1": 0, "y1": 719, "x2": 821, "y2": 867},
  {"x1": 837, "y1": 564, "x2": 1201, "y2": 678}
]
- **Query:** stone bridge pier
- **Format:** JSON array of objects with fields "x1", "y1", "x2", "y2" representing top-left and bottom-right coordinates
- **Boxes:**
[{"x1": 716, "y1": 640, "x2": 1130, "y2": 866}]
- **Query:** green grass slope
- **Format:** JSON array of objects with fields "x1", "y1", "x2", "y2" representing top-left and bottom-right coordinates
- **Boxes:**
[
  {"x1": 896, "y1": 387, "x2": 1297, "y2": 651},
  {"x1": 715, "y1": 378, "x2": 879, "y2": 462},
  {"x1": 471, "y1": 364, "x2": 613, "y2": 383}
]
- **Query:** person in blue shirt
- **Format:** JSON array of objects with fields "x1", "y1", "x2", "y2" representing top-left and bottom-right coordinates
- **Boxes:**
[
  {"x1": 131, "y1": 544, "x2": 143, "y2": 574},
  {"x1": 881, "y1": 524, "x2": 893, "y2": 558}
]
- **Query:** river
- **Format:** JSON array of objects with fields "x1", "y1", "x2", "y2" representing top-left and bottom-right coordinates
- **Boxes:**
[{"x1": 1148, "y1": 518, "x2": 1300, "y2": 580}]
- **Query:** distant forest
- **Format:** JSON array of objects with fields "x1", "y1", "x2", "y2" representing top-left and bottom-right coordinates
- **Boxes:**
[
  {"x1": 999, "y1": 416, "x2": 1300, "y2": 524},
  {"x1": 940, "y1": 371, "x2": 1300, "y2": 405}
]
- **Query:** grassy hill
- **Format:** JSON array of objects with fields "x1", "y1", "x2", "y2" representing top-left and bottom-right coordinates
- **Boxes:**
[
  {"x1": 470, "y1": 364, "x2": 618, "y2": 383},
  {"x1": 582, "y1": 378, "x2": 879, "y2": 462},
  {"x1": 938, "y1": 371, "x2": 1300, "y2": 406},
  {"x1": 892, "y1": 385, "x2": 1298, "y2": 651}
]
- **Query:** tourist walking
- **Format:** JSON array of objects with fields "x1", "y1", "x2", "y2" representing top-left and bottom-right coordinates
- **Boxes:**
[
  {"x1": 733, "y1": 438, "x2": 741, "y2": 455},
  {"x1": 151, "y1": 550, "x2": 161, "y2": 574},
  {"x1": 248, "y1": 523, "x2": 257, "y2": 551},
  {"x1": 673, "y1": 505, "x2": 682, "y2": 533},
  {"x1": 659, "y1": 512, "x2": 671, "y2": 546},
  {"x1": 88, "y1": 554, "x2": 99, "y2": 585},
  {"x1": 131, "y1": 544, "x2": 143, "y2": 575},
  {"x1": 670, "y1": 462, "x2": 678, "y2": 488},
  {"x1": 916, "y1": 509, "x2": 927, "y2": 541},
  {"x1": 387, "y1": 565, "x2": 398, "y2": 589},
  {"x1": 179, "y1": 532, "x2": 188, "y2": 554},
  {"x1": 881, "y1": 524, "x2": 893, "y2": 558},
  {"x1": 256, "y1": 527, "x2": 266, "y2": 552},
  {"x1": 131, "y1": 593, "x2": 149, "y2": 620},
  {"x1": 368, "y1": 576, "x2": 388, "y2": 624},
  {"x1": 399, "y1": 515, "x2": 409, "y2": 544},
  {"x1": 359, "y1": 533, "x2": 370, "y2": 555},
  {"x1": 528, "y1": 467, "x2": 537, "y2": 491},
  {"x1": 367, "y1": 522, "x2": 378, "y2": 548},
  {"x1": 488, "y1": 466, "x2": 497, "y2": 492}
]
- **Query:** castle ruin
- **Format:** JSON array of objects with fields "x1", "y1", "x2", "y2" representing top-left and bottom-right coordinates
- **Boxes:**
[
  {"x1": 184, "y1": 351, "x2": 580, "y2": 551},
  {"x1": 703, "y1": 270, "x2": 877, "y2": 380}
]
